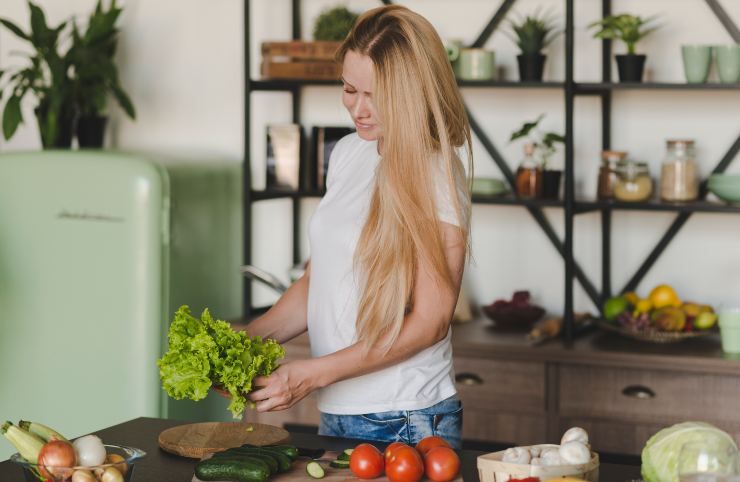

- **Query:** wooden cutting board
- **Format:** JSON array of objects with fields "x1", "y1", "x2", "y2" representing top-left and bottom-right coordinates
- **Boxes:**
[
  {"x1": 159, "y1": 421, "x2": 291, "y2": 459},
  {"x1": 192, "y1": 450, "x2": 464, "y2": 482}
]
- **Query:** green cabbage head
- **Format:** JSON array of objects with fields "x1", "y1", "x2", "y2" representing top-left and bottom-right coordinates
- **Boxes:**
[{"x1": 641, "y1": 421, "x2": 738, "y2": 482}]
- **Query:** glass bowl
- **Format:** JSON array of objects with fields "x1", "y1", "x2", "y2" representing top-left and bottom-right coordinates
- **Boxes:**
[{"x1": 10, "y1": 444, "x2": 146, "y2": 482}]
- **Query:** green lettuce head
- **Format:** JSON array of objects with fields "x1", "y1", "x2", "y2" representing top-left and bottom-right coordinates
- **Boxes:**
[
  {"x1": 158, "y1": 305, "x2": 285, "y2": 418},
  {"x1": 641, "y1": 421, "x2": 737, "y2": 482}
]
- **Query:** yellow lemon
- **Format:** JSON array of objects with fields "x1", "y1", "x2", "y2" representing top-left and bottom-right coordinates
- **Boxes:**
[
  {"x1": 623, "y1": 291, "x2": 640, "y2": 306},
  {"x1": 634, "y1": 298, "x2": 653, "y2": 314},
  {"x1": 648, "y1": 284, "x2": 681, "y2": 309}
]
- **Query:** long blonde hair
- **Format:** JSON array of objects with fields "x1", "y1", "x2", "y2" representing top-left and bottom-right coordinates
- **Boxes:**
[{"x1": 336, "y1": 5, "x2": 472, "y2": 352}]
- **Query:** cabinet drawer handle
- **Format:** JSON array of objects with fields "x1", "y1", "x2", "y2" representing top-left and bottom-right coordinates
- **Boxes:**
[
  {"x1": 622, "y1": 385, "x2": 655, "y2": 399},
  {"x1": 455, "y1": 373, "x2": 483, "y2": 386}
]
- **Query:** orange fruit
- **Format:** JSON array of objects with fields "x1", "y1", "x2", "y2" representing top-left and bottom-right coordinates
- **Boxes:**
[{"x1": 648, "y1": 284, "x2": 681, "y2": 309}]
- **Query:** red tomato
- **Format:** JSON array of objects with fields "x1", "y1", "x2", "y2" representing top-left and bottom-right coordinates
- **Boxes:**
[
  {"x1": 384, "y1": 441, "x2": 407, "y2": 463},
  {"x1": 350, "y1": 443, "x2": 384, "y2": 479},
  {"x1": 386, "y1": 445, "x2": 424, "y2": 482},
  {"x1": 415, "y1": 435, "x2": 451, "y2": 457},
  {"x1": 424, "y1": 446, "x2": 461, "y2": 482}
]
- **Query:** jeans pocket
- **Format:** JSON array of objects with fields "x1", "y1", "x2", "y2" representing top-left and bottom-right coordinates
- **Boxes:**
[{"x1": 355, "y1": 412, "x2": 408, "y2": 443}]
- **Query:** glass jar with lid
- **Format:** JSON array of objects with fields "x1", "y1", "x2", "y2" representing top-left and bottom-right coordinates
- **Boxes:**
[
  {"x1": 598, "y1": 150, "x2": 627, "y2": 200},
  {"x1": 614, "y1": 160, "x2": 653, "y2": 202},
  {"x1": 660, "y1": 139, "x2": 698, "y2": 201}
]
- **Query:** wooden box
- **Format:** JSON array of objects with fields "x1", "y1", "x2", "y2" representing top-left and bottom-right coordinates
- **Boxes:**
[
  {"x1": 476, "y1": 445, "x2": 599, "y2": 482},
  {"x1": 261, "y1": 41, "x2": 341, "y2": 80}
]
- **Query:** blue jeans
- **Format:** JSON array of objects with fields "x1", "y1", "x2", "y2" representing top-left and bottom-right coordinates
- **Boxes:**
[{"x1": 318, "y1": 395, "x2": 463, "y2": 449}]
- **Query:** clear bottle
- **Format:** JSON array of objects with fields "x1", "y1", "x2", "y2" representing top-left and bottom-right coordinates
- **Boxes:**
[
  {"x1": 615, "y1": 160, "x2": 653, "y2": 202},
  {"x1": 660, "y1": 139, "x2": 698, "y2": 202},
  {"x1": 515, "y1": 143, "x2": 542, "y2": 198},
  {"x1": 598, "y1": 150, "x2": 627, "y2": 200}
]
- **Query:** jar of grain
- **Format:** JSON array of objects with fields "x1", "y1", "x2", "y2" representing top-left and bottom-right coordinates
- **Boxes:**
[
  {"x1": 615, "y1": 161, "x2": 652, "y2": 202},
  {"x1": 660, "y1": 139, "x2": 698, "y2": 201},
  {"x1": 598, "y1": 150, "x2": 627, "y2": 200}
]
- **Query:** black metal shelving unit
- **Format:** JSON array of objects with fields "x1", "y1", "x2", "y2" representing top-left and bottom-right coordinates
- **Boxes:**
[{"x1": 243, "y1": 0, "x2": 740, "y2": 339}]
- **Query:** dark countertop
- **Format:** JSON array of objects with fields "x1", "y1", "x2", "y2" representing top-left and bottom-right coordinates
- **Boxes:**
[{"x1": 0, "y1": 417, "x2": 642, "y2": 482}]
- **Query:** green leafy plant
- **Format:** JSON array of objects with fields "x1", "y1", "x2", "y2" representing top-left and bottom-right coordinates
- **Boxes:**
[
  {"x1": 0, "y1": 0, "x2": 134, "y2": 147},
  {"x1": 0, "y1": 2, "x2": 73, "y2": 146},
  {"x1": 507, "y1": 8, "x2": 561, "y2": 56},
  {"x1": 313, "y1": 6, "x2": 359, "y2": 41},
  {"x1": 588, "y1": 14, "x2": 659, "y2": 55},
  {"x1": 68, "y1": 0, "x2": 135, "y2": 120},
  {"x1": 510, "y1": 114, "x2": 565, "y2": 168}
]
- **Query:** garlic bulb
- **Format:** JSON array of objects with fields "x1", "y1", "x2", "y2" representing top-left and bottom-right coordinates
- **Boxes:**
[
  {"x1": 502, "y1": 447, "x2": 531, "y2": 465},
  {"x1": 559, "y1": 441, "x2": 591, "y2": 465},
  {"x1": 560, "y1": 427, "x2": 589, "y2": 446},
  {"x1": 530, "y1": 457, "x2": 542, "y2": 466},
  {"x1": 529, "y1": 445, "x2": 543, "y2": 457}
]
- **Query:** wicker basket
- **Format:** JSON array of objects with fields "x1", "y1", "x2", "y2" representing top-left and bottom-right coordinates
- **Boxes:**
[{"x1": 477, "y1": 444, "x2": 599, "y2": 482}]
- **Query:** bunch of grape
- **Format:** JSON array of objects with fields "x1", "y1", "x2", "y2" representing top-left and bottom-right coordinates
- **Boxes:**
[{"x1": 616, "y1": 311, "x2": 652, "y2": 332}]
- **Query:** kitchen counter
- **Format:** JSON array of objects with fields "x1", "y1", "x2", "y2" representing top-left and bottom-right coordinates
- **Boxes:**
[{"x1": 0, "y1": 417, "x2": 642, "y2": 481}]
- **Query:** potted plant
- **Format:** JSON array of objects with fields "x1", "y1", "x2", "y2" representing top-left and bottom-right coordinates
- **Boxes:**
[
  {"x1": 507, "y1": 8, "x2": 561, "y2": 82},
  {"x1": 0, "y1": 2, "x2": 75, "y2": 148},
  {"x1": 68, "y1": 0, "x2": 135, "y2": 147},
  {"x1": 588, "y1": 14, "x2": 659, "y2": 83},
  {"x1": 313, "y1": 6, "x2": 359, "y2": 41},
  {"x1": 510, "y1": 115, "x2": 565, "y2": 199}
]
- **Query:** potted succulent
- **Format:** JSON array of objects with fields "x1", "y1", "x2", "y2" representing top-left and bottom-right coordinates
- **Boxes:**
[
  {"x1": 507, "y1": 9, "x2": 561, "y2": 82},
  {"x1": 510, "y1": 115, "x2": 565, "y2": 199},
  {"x1": 0, "y1": 2, "x2": 75, "y2": 148},
  {"x1": 68, "y1": 0, "x2": 135, "y2": 147},
  {"x1": 588, "y1": 14, "x2": 659, "y2": 83}
]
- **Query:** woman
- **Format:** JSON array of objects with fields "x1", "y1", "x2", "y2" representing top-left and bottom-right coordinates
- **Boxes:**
[{"x1": 242, "y1": 5, "x2": 472, "y2": 448}]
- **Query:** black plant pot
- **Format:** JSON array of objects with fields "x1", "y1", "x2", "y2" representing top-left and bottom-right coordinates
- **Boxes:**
[
  {"x1": 517, "y1": 54, "x2": 547, "y2": 82},
  {"x1": 77, "y1": 115, "x2": 108, "y2": 148},
  {"x1": 34, "y1": 105, "x2": 75, "y2": 149},
  {"x1": 615, "y1": 54, "x2": 647, "y2": 83},
  {"x1": 542, "y1": 169, "x2": 562, "y2": 200}
]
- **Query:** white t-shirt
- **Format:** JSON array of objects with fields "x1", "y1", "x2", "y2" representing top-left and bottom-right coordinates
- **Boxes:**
[{"x1": 306, "y1": 133, "x2": 462, "y2": 415}]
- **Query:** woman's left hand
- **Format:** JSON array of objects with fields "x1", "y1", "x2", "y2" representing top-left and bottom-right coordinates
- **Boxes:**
[{"x1": 248, "y1": 359, "x2": 321, "y2": 412}]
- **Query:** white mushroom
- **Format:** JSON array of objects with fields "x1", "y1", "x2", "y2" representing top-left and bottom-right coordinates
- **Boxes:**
[
  {"x1": 560, "y1": 427, "x2": 589, "y2": 446},
  {"x1": 502, "y1": 447, "x2": 532, "y2": 465},
  {"x1": 540, "y1": 448, "x2": 563, "y2": 466},
  {"x1": 559, "y1": 441, "x2": 591, "y2": 465}
]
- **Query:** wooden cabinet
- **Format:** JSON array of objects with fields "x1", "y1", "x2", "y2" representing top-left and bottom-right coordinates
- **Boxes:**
[{"x1": 246, "y1": 321, "x2": 740, "y2": 455}]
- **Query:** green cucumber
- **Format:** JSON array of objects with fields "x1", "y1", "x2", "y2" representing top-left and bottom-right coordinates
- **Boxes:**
[
  {"x1": 337, "y1": 452, "x2": 350, "y2": 461},
  {"x1": 195, "y1": 458, "x2": 269, "y2": 482},
  {"x1": 231, "y1": 446, "x2": 292, "y2": 472},
  {"x1": 211, "y1": 451, "x2": 279, "y2": 475},
  {"x1": 343, "y1": 448, "x2": 354, "y2": 456},
  {"x1": 330, "y1": 459, "x2": 350, "y2": 469},
  {"x1": 306, "y1": 461, "x2": 325, "y2": 479},
  {"x1": 240, "y1": 443, "x2": 299, "y2": 461}
]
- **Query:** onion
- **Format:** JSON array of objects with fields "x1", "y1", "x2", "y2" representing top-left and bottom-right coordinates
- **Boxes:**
[
  {"x1": 100, "y1": 466, "x2": 124, "y2": 482},
  {"x1": 71, "y1": 469, "x2": 96, "y2": 482},
  {"x1": 37, "y1": 440, "x2": 76, "y2": 479},
  {"x1": 72, "y1": 435, "x2": 107, "y2": 467},
  {"x1": 106, "y1": 453, "x2": 129, "y2": 476}
]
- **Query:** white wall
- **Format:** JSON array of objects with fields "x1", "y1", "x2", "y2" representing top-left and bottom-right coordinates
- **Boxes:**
[{"x1": 2, "y1": 0, "x2": 739, "y2": 314}]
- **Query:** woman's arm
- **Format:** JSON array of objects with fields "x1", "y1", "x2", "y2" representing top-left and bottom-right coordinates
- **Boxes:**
[
  {"x1": 234, "y1": 263, "x2": 311, "y2": 344},
  {"x1": 248, "y1": 223, "x2": 465, "y2": 411}
]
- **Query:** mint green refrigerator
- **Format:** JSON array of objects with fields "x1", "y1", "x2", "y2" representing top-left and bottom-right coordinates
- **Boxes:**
[{"x1": 0, "y1": 151, "x2": 242, "y2": 460}]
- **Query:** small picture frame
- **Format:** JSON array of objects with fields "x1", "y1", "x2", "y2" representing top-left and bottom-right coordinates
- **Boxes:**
[
  {"x1": 311, "y1": 126, "x2": 355, "y2": 190},
  {"x1": 266, "y1": 124, "x2": 301, "y2": 190}
]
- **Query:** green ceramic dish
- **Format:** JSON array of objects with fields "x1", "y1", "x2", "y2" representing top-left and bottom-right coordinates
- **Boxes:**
[
  {"x1": 472, "y1": 177, "x2": 507, "y2": 196},
  {"x1": 708, "y1": 173, "x2": 740, "y2": 203}
]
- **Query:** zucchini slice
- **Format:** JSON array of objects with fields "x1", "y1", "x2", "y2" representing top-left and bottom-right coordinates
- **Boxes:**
[{"x1": 306, "y1": 461, "x2": 325, "y2": 479}]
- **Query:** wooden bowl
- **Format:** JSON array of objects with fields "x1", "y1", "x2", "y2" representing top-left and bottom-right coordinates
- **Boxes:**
[{"x1": 481, "y1": 305, "x2": 545, "y2": 331}]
